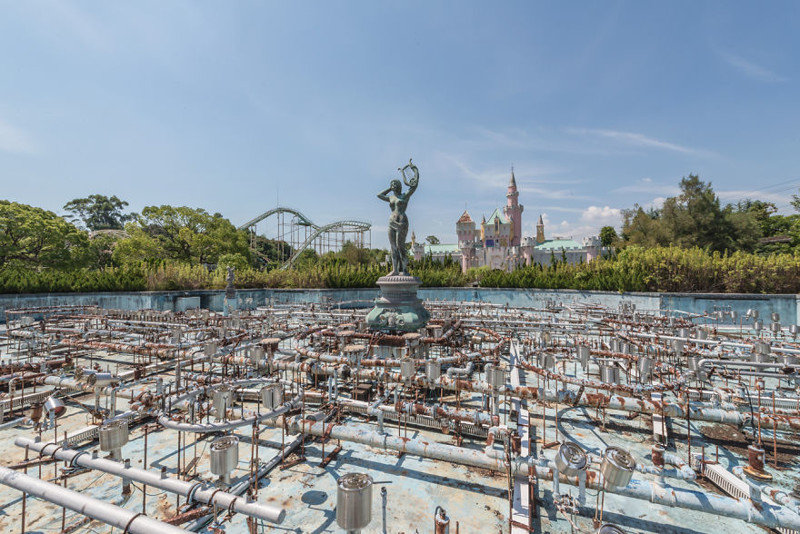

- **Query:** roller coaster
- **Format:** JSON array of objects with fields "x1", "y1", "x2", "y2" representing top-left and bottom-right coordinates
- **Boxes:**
[{"x1": 238, "y1": 207, "x2": 371, "y2": 269}]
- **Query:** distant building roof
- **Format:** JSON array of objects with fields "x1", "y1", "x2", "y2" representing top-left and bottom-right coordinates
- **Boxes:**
[
  {"x1": 486, "y1": 208, "x2": 507, "y2": 225},
  {"x1": 535, "y1": 238, "x2": 583, "y2": 250},
  {"x1": 424, "y1": 243, "x2": 461, "y2": 255},
  {"x1": 457, "y1": 210, "x2": 473, "y2": 224}
]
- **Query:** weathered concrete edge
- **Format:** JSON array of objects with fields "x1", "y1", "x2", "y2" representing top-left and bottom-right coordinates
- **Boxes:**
[{"x1": 1, "y1": 287, "x2": 798, "y2": 325}]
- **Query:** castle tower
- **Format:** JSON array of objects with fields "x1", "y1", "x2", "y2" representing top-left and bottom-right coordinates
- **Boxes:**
[
  {"x1": 410, "y1": 231, "x2": 424, "y2": 261},
  {"x1": 456, "y1": 210, "x2": 475, "y2": 246},
  {"x1": 456, "y1": 211, "x2": 476, "y2": 272},
  {"x1": 536, "y1": 214, "x2": 545, "y2": 244},
  {"x1": 503, "y1": 169, "x2": 524, "y2": 247},
  {"x1": 583, "y1": 235, "x2": 601, "y2": 262}
]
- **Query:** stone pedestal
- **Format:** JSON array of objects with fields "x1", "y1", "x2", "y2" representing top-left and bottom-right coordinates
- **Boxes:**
[
  {"x1": 366, "y1": 274, "x2": 430, "y2": 333},
  {"x1": 224, "y1": 286, "x2": 237, "y2": 317}
]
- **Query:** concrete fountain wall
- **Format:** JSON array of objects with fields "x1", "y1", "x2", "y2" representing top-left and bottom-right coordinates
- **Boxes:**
[{"x1": 1, "y1": 287, "x2": 799, "y2": 325}]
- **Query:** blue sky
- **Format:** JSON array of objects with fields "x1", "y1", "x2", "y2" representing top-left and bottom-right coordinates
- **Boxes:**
[{"x1": 1, "y1": 2, "x2": 798, "y2": 248}]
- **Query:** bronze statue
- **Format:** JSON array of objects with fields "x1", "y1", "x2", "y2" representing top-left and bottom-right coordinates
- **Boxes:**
[
  {"x1": 367, "y1": 159, "x2": 429, "y2": 332},
  {"x1": 378, "y1": 159, "x2": 419, "y2": 275}
]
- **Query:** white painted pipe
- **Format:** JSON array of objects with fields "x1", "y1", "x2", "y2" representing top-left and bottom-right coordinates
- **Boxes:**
[
  {"x1": 183, "y1": 434, "x2": 305, "y2": 531},
  {"x1": 0, "y1": 465, "x2": 190, "y2": 534},
  {"x1": 289, "y1": 417, "x2": 800, "y2": 532},
  {"x1": 41, "y1": 375, "x2": 147, "y2": 400},
  {"x1": 0, "y1": 417, "x2": 27, "y2": 431},
  {"x1": 14, "y1": 437, "x2": 286, "y2": 524},
  {"x1": 157, "y1": 393, "x2": 302, "y2": 433}
]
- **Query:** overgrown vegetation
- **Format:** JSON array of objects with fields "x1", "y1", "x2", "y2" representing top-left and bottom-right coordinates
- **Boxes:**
[
  {"x1": 619, "y1": 175, "x2": 800, "y2": 254},
  {"x1": 476, "y1": 246, "x2": 800, "y2": 294},
  {"x1": 5, "y1": 176, "x2": 800, "y2": 294},
  {"x1": 6, "y1": 245, "x2": 799, "y2": 294}
]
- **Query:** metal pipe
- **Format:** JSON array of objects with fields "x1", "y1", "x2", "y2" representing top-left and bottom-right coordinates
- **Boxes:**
[
  {"x1": 271, "y1": 355, "x2": 800, "y2": 431},
  {"x1": 289, "y1": 417, "x2": 800, "y2": 532},
  {"x1": 182, "y1": 433, "x2": 306, "y2": 531},
  {"x1": 0, "y1": 417, "x2": 27, "y2": 431},
  {"x1": 446, "y1": 360, "x2": 475, "y2": 378},
  {"x1": 698, "y1": 358, "x2": 800, "y2": 372},
  {"x1": 15, "y1": 437, "x2": 285, "y2": 524},
  {"x1": 731, "y1": 466, "x2": 800, "y2": 513},
  {"x1": 0, "y1": 465, "x2": 191, "y2": 534},
  {"x1": 425, "y1": 378, "x2": 800, "y2": 432},
  {"x1": 157, "y1": 393, "x2": 302, "y2": 433}
]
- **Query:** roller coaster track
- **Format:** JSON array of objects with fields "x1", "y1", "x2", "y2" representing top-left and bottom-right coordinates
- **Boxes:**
[
  {"x1": 238, "y1": 207, "x2": 371, "y2": 269},
  {"x1": 238, "y1": 207, "x2": 315, "y2": 230}
]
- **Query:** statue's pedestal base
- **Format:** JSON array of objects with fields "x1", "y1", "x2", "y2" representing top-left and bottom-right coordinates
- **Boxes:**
[
  {"x1": 366, "y1": 274, "x2": 430, "y2": 332},
  {"x1": 224, "y1": 288, "x2": 237, "y2": 317}
]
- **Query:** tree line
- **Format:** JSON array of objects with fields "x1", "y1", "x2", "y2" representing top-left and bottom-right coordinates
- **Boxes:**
[
  {"x1": 3, "y1": 175, "x2": 800, "y2": 294},
  {"x1": 598, "y1": 174, "x2": 800, "y2": 255},
  {"x1": 0, "y1": 194, "x2": 392, "y2": 292}
]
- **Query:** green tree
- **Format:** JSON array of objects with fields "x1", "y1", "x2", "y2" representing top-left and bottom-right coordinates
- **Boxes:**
[
  {"x1": 737, "y1": 199, "x2": 777, "y2": 236},
  {"x1": 425, "y1": 235, "x2": 440, "y2": 245},
  {"x1": 724, "y1": 207, "x2": 761, "y2": 252},
  {"x1": 599, "y1": 226, "x2": 618, "y2": 247},
  {"x1": 63, "y1": 194, "x2": 135, "y2": 230},
  {"x1": 113, "y1": 205, "x2": 250, "y2": 265},
  {"x1": 791, "y1": 192, "x2": 800, "y2": 213},
  {"x1": 0, "y1": 201, "x2": 89, "y2": 270},
  {"x1": 293, "y1": 248, "x2": 319, "y2": 269},
  {"x1": 339, "y1": 241, "x2": 371, "y2": 265},
  {"x1": 660, "y1": 175, "x2": 727, "y2": 250},
  {"x1": 621, "y1": 175, "x2": 761, "y2": 253},
  {"x1": 250, "y1": 235, "x2": 293, "y2": 264},
  {"x1": 621, "y1": 205, "x2": 673, "y2": 248},
  {"x1": 86, "y1": 232, "x2": 123, "y2": 269},
  {"x1": 215, "y1": 253, "x2": 250, "y2": 273}
]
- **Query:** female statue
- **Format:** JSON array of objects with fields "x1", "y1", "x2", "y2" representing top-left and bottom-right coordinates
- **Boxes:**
[{"x1": 378, "y1": 159, "x2": 419, "y2": 275}]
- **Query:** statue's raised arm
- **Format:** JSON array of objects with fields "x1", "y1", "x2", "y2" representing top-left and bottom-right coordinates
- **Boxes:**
[{"x1": 400, "y1": 159, "x2": 419, "y2": 197}]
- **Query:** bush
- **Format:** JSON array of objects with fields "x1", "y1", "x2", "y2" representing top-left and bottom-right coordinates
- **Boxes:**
[
  {"x1": 473, "y1": 246, "x2": 800, "y2": 294},
  {"x1": 0, "y1": 265, "x2": 146, "y2": 294},
  {"x1": 4, "y1": 246, "x2": 800, "y2": 294}
]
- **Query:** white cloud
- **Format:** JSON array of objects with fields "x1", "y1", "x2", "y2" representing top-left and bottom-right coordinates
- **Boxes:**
[
  {"x1": 536, "y1": 205, "x2": 583, "y2": 214},
  {"x1": 721, "y1": 52, "x2": 784, "y2": 83},
  {"x1": 438, "y1": 154, "x2": 591, "y2": 201},
  {"x1": 440, "y1": 154, "x2": 566, "y2": 189},
  {"x1": 525, "y1": 206, "x2": 623, "y2": 242},
  {"x1": 0, "y1": 119, "x2": 35, "y2": 154},
  {"x1": 566, "y1": 127, "x2": 712, "y2": 156},
  {"x1": 471, "y1": 125, "x2": 641, "y2": 157},
  {"x1": 534, "y1": 207, "x2": 622, "y2": 241},
  {"x1": 442, "y1": 155, "x2": 511, "y2": 189},
  {"x1": 518, "y1": 184, "x2": 591, "y2": 200},
  {"x1": 549, "y1": 220, "x2": 596, "y2": 241},
  {"x1": 580, "y1": 205, "x2": 622, "y2": 226}
]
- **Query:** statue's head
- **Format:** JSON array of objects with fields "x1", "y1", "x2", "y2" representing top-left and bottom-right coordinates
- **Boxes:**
[{"x1": 390, "y1": 179, "x2": 402, "y2": 193}]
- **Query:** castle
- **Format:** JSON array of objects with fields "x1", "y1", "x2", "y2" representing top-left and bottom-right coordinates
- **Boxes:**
[{"x1": 411, "y1": 169, "x2": 603, "y2": 272}]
